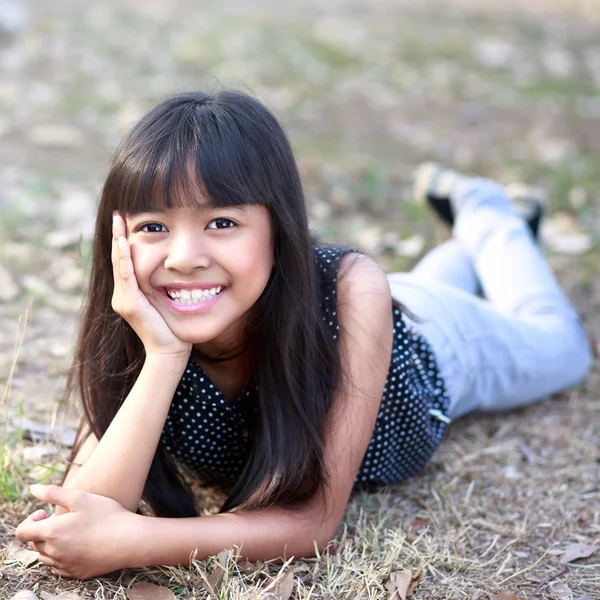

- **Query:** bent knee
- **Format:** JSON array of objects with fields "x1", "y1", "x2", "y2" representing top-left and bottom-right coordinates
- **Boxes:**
[{"x1": 558, "y1": 317, "x2": 594, "y2": 388}]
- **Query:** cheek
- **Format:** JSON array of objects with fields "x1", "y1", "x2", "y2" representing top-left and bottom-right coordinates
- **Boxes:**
[
  {"x1": 129, "y1": 244, "x2": 156, "y2": 291},
  {"x1": 233, "y1": 240, "x2": 273, "y2": 285}
]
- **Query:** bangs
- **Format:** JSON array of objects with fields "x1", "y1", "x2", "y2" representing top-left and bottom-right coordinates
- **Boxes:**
[{"x1": 110, "y1": 97, "x2": 268, "y2": 215}]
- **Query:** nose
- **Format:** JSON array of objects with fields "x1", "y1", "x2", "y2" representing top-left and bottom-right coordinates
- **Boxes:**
[{"x1": 163, "y1": 231, "x2": 211, "y2": 273}]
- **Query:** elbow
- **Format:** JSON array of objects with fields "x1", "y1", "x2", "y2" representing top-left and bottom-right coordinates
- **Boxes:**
[
  {"x1": 287, "y1": 528, "x2": 336, "y2": 560},
  {"x1": 314, "y1": 527, "x2": 338, "y2": 555},
  {"x1": 293, "y1": 511, "x2": 339, "y2": 558}
]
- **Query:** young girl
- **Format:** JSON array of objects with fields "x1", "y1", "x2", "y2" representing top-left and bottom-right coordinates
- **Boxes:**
[{"x1": 16, "y1": 90, "x2": 593, "y2": 580}]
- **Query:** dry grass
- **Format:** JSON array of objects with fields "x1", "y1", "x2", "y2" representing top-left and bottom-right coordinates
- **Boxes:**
[
  {"x1": 2, "y1": 365, "x2": 599, "y2": 598},
  {"x1": 1, "y1": 0, "x2": 600, "y2": 597}
]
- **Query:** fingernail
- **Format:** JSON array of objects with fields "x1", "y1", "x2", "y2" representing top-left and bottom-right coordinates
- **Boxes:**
[{"x1": 30, "y1": 484, "x2": 44, "y2": 494}]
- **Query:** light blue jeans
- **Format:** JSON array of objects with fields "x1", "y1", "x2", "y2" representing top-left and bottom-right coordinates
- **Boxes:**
[{"x1": 388, "y1": 177, "x2": 593, "y2": 420}]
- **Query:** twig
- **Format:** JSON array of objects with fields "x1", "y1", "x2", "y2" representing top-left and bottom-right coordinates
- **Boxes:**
[{"x1": 524, "y1": 566, "x2": 569, "y2": 600}]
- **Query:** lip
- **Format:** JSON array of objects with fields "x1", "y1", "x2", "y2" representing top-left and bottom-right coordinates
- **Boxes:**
[
  {"x1": 162, "y1": 287, "x2": 226, "y2": 314},
  {"x1": 162, "y1": 282, "x2": 225, "y2": 291}
]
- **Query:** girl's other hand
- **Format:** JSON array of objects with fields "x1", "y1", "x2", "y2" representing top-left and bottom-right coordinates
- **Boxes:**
[
  {"x1": 17, "y1": 485, "x2": 140, "y2": 579},
  {"x1": 111, "y1": 212, "x2": 192, "y2": 360}
]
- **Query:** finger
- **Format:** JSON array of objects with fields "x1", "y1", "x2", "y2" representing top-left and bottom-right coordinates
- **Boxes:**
[
  {"x1": 112, "y1": 214, "x2": 124, "y2": 296},
  {"x1": 118, "y1": 236, "x2": 138, "y2": 288},
  {"x1": 16, "y1": 518, "x2": 48, "y2": 543},
  {"x1": 29, "y1": 484, "x2": 83, "y2": 512},
  {"x1": 28, "y1": 509, "x2": 49, "y2": 521},
  {"x1": 50, "y1": 567, "x2": 72, "y2": 578},
  {"x1": 28, "y1": 540, "x2": 47, "y2": 554},
  {"x1": 37, "y1": 553, "x2": 59, "y2": 569}
]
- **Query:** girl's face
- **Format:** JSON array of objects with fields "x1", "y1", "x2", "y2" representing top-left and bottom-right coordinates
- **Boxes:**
[{"x1": 125, "y1": 204, "x2": 274, "y2": 356}]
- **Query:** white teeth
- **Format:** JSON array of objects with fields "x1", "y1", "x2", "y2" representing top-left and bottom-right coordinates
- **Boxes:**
[{"x1": 167, "y1": 286, "x2": 223, "y2": 304}]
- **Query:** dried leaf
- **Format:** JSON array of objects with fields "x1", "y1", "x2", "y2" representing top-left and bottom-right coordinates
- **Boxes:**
[
  {"x1": 559, "y1": 542, "x2": 599, "y2": 563},
  {"x1": 206, "y1": 562, "x2": 225, "y2": 591},
  {"x1": 236, "y1": 559, "x2": 258, "y2": 574},
  {"x1": 406, "y1": 570, "x2": 423, "y2": 597},
  {"x1": 548, "y1": 581, "x2": 572, "y2": 599},
  {"x1": 408, "y1": 517, "x2": 431, "y2": 531},
  {"x1": 273, "y1": 568, "x2": 296, "y2": 600},
  {"x1": 7, "y1": 539, "x2": 40, "y2": 567},
  {"x1": 518, "y1": 443, "x2": 536, "y2": 464},
  {"x1": 386, "y1": 570, "x2": 412, "y2": 600},
  {"x1": 489, "y1": 594, "x2": 521, "y2": 600},
  {"x1": 126, "y1": 582, "x2": 176, "y2": 600},
  {"x1": 9, "y1": 592, "x2": 40, "y2": 600}
]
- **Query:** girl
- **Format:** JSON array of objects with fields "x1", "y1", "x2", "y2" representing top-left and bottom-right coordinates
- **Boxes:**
[{"x1": 16, "y1": 90, "x2": 593, "y2": 579}]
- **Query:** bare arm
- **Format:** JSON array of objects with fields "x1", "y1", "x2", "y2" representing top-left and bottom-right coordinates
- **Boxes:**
[
  {"x1": 126, "y1": 254, "x2": 394, "y2": 567},
  {"x1": 59, "y1": 354, "x2": 188, "y2": 513},
  {"x1": 18, "y1": 254, "x2": 393, "y2": 578}
]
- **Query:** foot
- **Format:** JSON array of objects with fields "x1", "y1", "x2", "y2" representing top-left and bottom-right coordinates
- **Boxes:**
[{"x1": 413, "y1": 163, "x2": 546, "y2": 240}]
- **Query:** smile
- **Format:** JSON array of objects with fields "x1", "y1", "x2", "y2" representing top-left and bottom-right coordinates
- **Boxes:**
[{"x1": 165, "y1": 286, "x2": 223, "y2": 304}]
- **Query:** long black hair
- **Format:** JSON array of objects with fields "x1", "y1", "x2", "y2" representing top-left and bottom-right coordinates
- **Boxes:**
[{"x1": 63, "y1": 90, "x2": 346, "y2": 517}]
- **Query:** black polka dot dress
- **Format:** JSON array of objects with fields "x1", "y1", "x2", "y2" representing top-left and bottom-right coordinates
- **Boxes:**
[{"x1": 160, "y1": 243, "x2": 451, "y2": 487}]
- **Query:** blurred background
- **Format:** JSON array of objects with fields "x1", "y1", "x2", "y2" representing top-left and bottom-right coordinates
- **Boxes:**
[{"x1": 1, "y1": 0, "x2": 599, "y2": 435}]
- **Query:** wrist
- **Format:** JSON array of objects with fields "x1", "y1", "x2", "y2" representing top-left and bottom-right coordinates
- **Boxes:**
[
  {"x1": 124, "y1": 513, "x2": 156, "y2": 569},
  {"x1": 144, "y1": 350, "x2": 190, "y2": 370},
  {"x1": 126, "y1": 514, "x2": 201, "y2": 569}
]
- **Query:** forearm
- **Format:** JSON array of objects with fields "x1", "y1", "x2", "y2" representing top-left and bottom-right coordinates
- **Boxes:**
[
  {"x1": 130, "y1": 507, "x2": 335, "y2": 568},
  {"x1": 63, "y1": 354, "x2": 187, "y2": 512}
]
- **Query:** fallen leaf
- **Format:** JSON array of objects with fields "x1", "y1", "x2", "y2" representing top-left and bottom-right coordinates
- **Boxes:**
[
  {"x1": 6, "y1": 539, "x2": 40, "y2": 567},
  {"x1": 206, "y1": 561, "x2": 225, "y2": 591},
  {"x1": 126, "y1": 582, "x2": 176, "y2": 600},
  {"x1": 386, "y1": 570, "x2": 412, "y2": 600},
  {"x1": 9, "y1": 592, "x2": 40, "y2": 600},
  {"x1": 518, "y1": 443, "x2": 536, "y2": 464},
  {"x1": 548, "y1": 581, "x2": 572, "y2": 599},
  {"x1": 408, "y1": 517, "x2": 431, "y2": 531},
  {"x1": 489, "y1": 594, "x2": 521, "y2": 600},
  {"x1": 273, "y1": 568, "x2": 296, "y2": 600},
  {"x1": 406, "y1": 570, "x2": 423, "y2": 596},
  {"x1": 559, "y1": 542, "x2": 599, "y2": 563},
  {"x1": 236, "y1": 559, "x2": 258, "y2": 574}
]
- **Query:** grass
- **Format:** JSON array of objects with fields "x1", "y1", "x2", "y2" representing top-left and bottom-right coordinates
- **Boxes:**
[{"x1": 2, "y1": 0, "x2": 600, "y2": 598}]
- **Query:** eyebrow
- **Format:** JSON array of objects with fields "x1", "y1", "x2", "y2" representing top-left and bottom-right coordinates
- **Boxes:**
[{"x1": 127, "y1": 204, "x2": 252, "y2": 217}]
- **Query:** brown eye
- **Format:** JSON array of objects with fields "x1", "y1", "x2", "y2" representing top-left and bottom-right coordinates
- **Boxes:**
[
  {"x1": 207, "y1": 218, "x2": 236, "y2": 230},
  {"x1": 138, "y1": 223, "x2": 167, "y2": 233}
]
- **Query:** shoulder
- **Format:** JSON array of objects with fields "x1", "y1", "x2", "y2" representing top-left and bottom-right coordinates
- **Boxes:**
[{"x1": 337, "y1": 253, "x2": 392, "y2": 324}]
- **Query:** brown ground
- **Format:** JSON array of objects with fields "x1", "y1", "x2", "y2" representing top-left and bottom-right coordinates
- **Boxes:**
[{"x1": 1, "y1": 0, "x2": 599, "y2": 598}]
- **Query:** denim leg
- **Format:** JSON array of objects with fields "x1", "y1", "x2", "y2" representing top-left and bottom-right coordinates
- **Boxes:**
[
  {"x1": 389, "y1": 275, "x2": 592, "y2": 421},
  {"x1": 410, "y1": 239, "x2": 480, "y2": 296},
  {"x1": 390, "y1": 177, "x2": 592, "y2": 421},
  {"x1": 442, "y1": 177, "x2": 593, "y2": 418},
  {"x1": 453, "y1": 178, "x2": 573, "y2": 318}
]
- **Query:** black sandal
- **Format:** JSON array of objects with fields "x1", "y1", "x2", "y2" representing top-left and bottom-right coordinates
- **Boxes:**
[{"x1": 413, "y1": 162, "x2": 546, "y2": 240}]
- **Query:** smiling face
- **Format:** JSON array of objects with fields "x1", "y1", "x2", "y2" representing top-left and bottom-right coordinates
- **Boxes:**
[{"x1": 126, "y1": 203, "x2": 274, "y2": 357}]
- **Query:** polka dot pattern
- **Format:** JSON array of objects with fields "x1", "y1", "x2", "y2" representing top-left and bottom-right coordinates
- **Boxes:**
[{"x1": 160, "y1": 243, "x2": 450, "y2": 486}]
